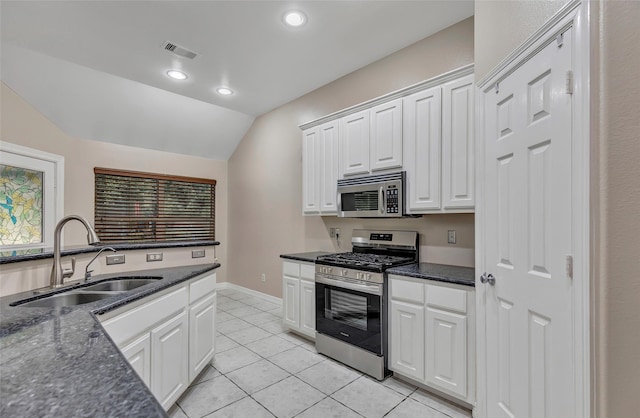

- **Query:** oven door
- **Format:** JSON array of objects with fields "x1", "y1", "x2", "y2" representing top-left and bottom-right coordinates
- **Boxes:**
[{"x1": 315, "y1": 274, "x2": 383, "y2": 355}]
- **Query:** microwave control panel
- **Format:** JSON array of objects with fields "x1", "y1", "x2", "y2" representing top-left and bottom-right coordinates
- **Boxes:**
[{"x1": 385, "y1": 185, "x2": 399, "y2": 214}]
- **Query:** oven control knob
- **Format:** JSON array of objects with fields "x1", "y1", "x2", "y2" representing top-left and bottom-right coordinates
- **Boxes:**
[
  {"x1": 365, "y1": 273, "x2": 371, "y2": 281},
  {"x1": 341, "y1": 270, "x2": 348, "y2": 276},
  {"x1": 327, "y1": 267, "x2": 332, "y2": 274}
]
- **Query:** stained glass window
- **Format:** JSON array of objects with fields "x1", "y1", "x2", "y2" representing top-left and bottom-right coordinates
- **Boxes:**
[{"x1": 0, "y1": 164, "x2": 44, "y2": 246}]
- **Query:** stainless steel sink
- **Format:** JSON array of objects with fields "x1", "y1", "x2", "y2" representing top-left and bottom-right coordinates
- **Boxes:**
[
  {"x1": 81, "y1": 277, "x2": 162, "y2": 292},
  {"x1": 16, "y1": 292, "x2": 114, "y2": 308}
]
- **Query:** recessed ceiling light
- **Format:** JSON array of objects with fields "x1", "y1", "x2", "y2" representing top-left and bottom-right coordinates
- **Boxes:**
[
  {"x1": 216, "y1": 87, "x2": 234, "y2": 96},
  {"x1": 166, "y1": 70, "x2": 188, "y2": 80},
  {"x1": 283, "y1": 11, "x2": 306, "y2": 27}
]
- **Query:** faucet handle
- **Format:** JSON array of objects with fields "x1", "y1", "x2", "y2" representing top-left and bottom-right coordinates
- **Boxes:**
[{"x1": 62, "y1": 257, "x2": 76, "y2": 279}]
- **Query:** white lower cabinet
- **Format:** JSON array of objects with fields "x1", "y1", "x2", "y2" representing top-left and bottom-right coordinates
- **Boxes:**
[
  {"x1": 282, "y1": 260, "x2": 315, "y2": 339},
  {"x1": 188, "y1": 293, "x2": 216, "y2": 381},
  {"x1": 100, "y1": 272, "x2": 217, "y2": 410},
  {"x1": 389, "y1": 274, "x2": 475, "y2": 405},
  {"x1": 121, "y1": 333, "x2": 151, "y2": 387},
  {"x1": 151, "y1": 311, "x2": 189, "y2": 409}
]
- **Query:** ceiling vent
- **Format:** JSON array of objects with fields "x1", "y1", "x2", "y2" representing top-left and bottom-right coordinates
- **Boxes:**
[{"x1": 162, "y1": 41, "x2": 198, "y2": 60}]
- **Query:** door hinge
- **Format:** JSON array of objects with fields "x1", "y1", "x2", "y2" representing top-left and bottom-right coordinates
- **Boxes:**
[
  {"x1": 566, "y1": 255, "x2": 574, "y2": 279},
  {"x1": 495, "y1": 82, "x2": 499, "y2": 94},
  {"x1": 566, "y1": 70, "x2": 574, "y2": 95},
  {"x1": 556, "y1": 32, "x2": 564, "y2": 48}
]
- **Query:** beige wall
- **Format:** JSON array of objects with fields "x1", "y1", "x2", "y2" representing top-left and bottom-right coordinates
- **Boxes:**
[
  {"x1": 475, "y1": 0, "x2": 640, "y2": 416},
  {"x1": 474, "y1": 0, "x2": 569, "y2": 80},
  {"x1": 228, "y1": 18, "x2": 475, "y2": 298},
  {"x1": 0, "y1": 82, "x2": 229, "y2": 285},
  {"x1": 594, "y1": 1, "x2": 640, "y2": 416}
]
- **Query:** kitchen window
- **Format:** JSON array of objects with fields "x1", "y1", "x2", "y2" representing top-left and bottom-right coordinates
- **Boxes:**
[
  {"x1": 94, "y1": 168, "x2": 215, "y2": 243},
  {"x1": 0, "y1": 142, "x2": 64, "y2": 254}
]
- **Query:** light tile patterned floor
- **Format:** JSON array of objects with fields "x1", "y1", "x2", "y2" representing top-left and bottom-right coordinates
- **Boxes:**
[{"x1": 169, "y1": 288, "x2": 473, "y2": 418}]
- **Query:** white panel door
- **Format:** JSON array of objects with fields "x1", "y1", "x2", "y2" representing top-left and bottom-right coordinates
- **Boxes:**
[
  {"x1": 319, "y1": 120, "x2": 340, "y2": 214},
  {"x1": 403, "y1": 87, "x2": 442, "y2": 212},
  {"x1": 482, "y1": 29, "x2": 575, "y2": 418},
  {"x1": 425, "y1": 307, "x2": 467, "y2": 398},
  {"x1": 389, "y1": 300, "x2": 425, "y2": 382},
  {"x1": 282, "y1": 276, "x2": 300, "y2": 329},
  {"x1": 121, "y1": 333, "x2": 151, "y2": 387},
  {"x1": 299, "y1": 279, "x2": 316, "y2": 338},
  {"x1": 151, "y1": 310, "x2": 189, "y2": 410},
  {"x1": 370, "y1": 98, "x2": 403, "y2": 172},
  {"x1": 340, "y1": 109, "x2": 370, "y2": 177},
  {"x1": 442, "y1": 74, "x2": 475, "y2": 209},
  {"x1": 188, "y1": 293, "x2": 216, "y2": 381},
  {"x1": 302, "y1": 127, "x2": 320, "y2": 214}
]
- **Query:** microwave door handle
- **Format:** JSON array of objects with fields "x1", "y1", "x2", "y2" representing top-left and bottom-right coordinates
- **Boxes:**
[
  {"x1": 379, "y1": 186, "x2": 385, "y2": 215},
  {"x1": 337, "y1": 191, "x2": 342, "y2": 214}
]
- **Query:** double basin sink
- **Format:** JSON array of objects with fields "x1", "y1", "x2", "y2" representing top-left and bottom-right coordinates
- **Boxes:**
[{"x1": 11, "y1": 277, "x2": 162, "y2": 309}]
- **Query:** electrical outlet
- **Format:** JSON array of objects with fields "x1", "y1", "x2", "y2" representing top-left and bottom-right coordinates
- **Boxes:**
[
  {"x1": 448, "y1": 230, "x2": 457, "y2": 245},
  {"x1": 106, "y1": 254, "x2": 125, "y2": 265},
  {"x1": 260, "y1": 273, "x2": 266, "y2": 282},
  {"x1": 146, "y1": 252, "x2": 163, "y2": 262},
  {"x1": 192, "y1": 249, "x2": 205, "y2": 258},
  {"x1": 329, "y1": 228, "x2": 336, "y2": 238}
]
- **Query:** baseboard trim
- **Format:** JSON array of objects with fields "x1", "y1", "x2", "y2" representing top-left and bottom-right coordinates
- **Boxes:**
[{"x1": 215, "y1": 282, "x2": 282, "y2": 305}]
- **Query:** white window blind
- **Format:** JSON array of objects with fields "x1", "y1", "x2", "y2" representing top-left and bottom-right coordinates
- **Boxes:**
[{"x1": 94, "y1": 168, "x2": 215, "y2": 243}]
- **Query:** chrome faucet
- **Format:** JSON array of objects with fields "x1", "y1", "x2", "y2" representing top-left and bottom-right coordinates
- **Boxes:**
[
  {"x1": 50, "y1": 215, "x2": 101, "y2": 288},
  {"x1": 84, "y1": 247, "x2": 116, "y2": 281}
]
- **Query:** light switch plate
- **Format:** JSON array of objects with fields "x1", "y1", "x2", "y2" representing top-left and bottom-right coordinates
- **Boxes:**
[
  {"x1": 448, "y1": 230, "x2": 457, "y2": 245},
  {"x1": 146, "y1": 253, "x2": 163, "y2": 262},
  {"x1": 192, "y1": 249, "x2": 205, "y2": 258},
  {"x1": 106, "y1": 254, "x2": 125, "y2": 265}
]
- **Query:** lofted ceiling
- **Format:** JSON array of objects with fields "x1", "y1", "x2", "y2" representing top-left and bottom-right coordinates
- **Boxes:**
[{"x1": 0, "y1": 1, "x2": 473, "y2": 160}]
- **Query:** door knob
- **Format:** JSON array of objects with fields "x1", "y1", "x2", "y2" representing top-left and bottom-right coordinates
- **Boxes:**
[{"x1": 480, "y1": 273, "x2": 496, "y2": 286}]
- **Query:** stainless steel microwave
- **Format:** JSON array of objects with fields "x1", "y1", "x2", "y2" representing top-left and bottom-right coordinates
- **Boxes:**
[{"x1": 337, "y1": 172, "x2": 406, "y2": 217}]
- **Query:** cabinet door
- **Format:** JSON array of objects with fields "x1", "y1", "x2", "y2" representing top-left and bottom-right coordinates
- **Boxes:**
[
  {"x1": 442, "y1": 74, "x2": 475, "y2": 210},
  {"x1": 151, "y1": 310, "x2": 189, "y2": 410},
  {"x1": 389, "y1": 300, "x2": 425, "y2": 382},
  {"x1": 299, "y1": 279, "x2": 316, "y2": 338},
  {"x1": 319, "y1": 120, "x2": 339, "y2": 214},
  {"x1": 370, "y1": 98, "x2": 403, "y2": 172},
  {"x1": 403, "y1": 87, "x2": 442, "y2": 212},
  {"x1": 121, "y1": 333, "x2": 151, "y2": 387},
  {"x1": 302, "y1": 127, "x2": 320, "y2": 214},
  {"x1": 425, "y1": 307, "x2": 467, "y2": 398},
  {"x1": 340, "y1": 109, "x2": 370, "y2": 177},
  {"x1": 282, "y1": 276, "x2": 300, "y2": 329},
  {"x1": 189, "y1": 293, "x2": 216, "y2": 381}
]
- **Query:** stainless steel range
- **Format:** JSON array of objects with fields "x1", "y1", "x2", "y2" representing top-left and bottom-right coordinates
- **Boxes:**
[{"x1": 315, "y1": 229, "x2": 418, "y2": 380}]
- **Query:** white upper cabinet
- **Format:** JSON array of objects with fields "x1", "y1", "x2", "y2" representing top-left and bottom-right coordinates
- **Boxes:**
[
  {"x1": 302, "y1": 128, "x2": 320, "y2": 214},
  {"x1": 403, "y1": 87, "x2": 442, "y2": 212},
  {"x1": 301, "y1": 65, "x2": 475, "y2": 215},
  {"x1": 340, "y1": 109, "x2": 370, "y2": 177},
  {"x1": 319, "y1": 121, "x2": 340, "y2": 214},
  {"x1": 370, "y1": 98, "x2": 403, "y2": 172},
  {"x1": 302, "y1": 121, "x2": 339, "y2": 215},
  {"x1": 442, "y1": 74, "x2": 475, "y2": 209}
]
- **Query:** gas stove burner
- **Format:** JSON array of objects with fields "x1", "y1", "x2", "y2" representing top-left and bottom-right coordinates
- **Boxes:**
[{"x1": 316, "y1": 252, "x2": 415, "y2": 271}]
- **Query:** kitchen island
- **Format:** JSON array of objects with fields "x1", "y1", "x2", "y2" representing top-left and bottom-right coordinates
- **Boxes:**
[{"x1": 0, "y1": 263, "x2": 219, "y2": 418}]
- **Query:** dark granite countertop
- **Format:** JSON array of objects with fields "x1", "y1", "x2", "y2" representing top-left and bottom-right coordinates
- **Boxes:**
[
  {"x1": 0, "y1": 263, "x2": 220, "y2": 417},
  {"x1": 280, "y1": 251, "x2": 333, "y2": 263},
  {"x1": 0, "y1": 240, "x2": 220, "y2": 265},
  {"x1": 387, "y1": 263, "x2": 475, "y2": 287}
]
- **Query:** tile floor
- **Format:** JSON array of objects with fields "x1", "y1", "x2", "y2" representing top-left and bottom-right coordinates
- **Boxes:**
[{"x1": 169, "y1": 288, "x2": 473, "y2": 418}]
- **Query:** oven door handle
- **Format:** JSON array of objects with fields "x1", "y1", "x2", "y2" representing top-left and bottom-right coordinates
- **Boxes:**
[{"x1": 316, "y1": 275, "x2": 383, "y2": 296}]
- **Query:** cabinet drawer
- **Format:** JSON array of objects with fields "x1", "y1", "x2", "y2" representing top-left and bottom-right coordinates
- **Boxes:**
[
  {"x1": 390, "y1": 278, "x2": 424, "y2": 304},
  {"x1": 300, "y1": 263, "x2": 315, "y2": 280},
  {"x1": 189, "y1": 273, "x2": 217, "y2": 304},
  {"x1": 283, "y1": 261, "x2": 300, "y2": 277},
  {"x1": 426, "y1": 285, "x2": 466, "y2": 314},
  {"x1": 102, "y1": 286, "x2": 188, "y2": 346}
]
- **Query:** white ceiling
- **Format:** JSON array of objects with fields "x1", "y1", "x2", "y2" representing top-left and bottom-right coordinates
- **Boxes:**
[{"x1": 1, "y1": 1, "x2": 473, "y2": 160}]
